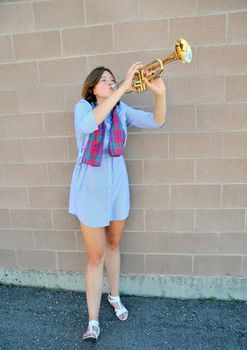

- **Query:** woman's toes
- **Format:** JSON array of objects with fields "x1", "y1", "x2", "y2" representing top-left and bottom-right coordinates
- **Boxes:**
[{"x1": 120, "y1": 312, "x2": 128, "y2": 320}]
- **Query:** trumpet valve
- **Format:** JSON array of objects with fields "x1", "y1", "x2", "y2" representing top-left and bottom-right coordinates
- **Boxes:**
[
  {"x1": 133, "y1": 71, "x2": 146, "y2": 93},
  {"x1": 132, "y1": 59, "x2": 164, "y2": 93}
]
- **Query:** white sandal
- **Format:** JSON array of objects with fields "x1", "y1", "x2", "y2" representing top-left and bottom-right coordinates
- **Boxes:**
[
  {"x1": 82, "y1": 320, "x2": 100, "y2": 343},
  {"x1": 108, "y1": 294, "x2": 128, "y2": 321}
]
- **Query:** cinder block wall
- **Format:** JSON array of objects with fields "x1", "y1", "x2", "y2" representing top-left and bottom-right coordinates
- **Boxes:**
[{"x1": 0, "y1": 1, "x2": 246, "y2": 282}]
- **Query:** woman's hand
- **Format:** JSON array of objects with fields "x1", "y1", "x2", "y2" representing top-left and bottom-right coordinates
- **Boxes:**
[
  {"x1": 143, "y1": 77, "x2": 166, "y2": 96},
  {"x1": 121, "y1": 62, "x2": 143, "y2": 93}
]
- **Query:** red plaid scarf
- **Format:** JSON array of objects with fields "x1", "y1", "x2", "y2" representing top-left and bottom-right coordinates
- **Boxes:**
[{"x1": 81, "y1": 106, "x2": 126, "y2": 167}]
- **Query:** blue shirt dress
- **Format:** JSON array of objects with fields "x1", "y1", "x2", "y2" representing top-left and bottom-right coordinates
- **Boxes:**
[{"x1": 68, "y1": 98, "x2": 165, "y2": 227}]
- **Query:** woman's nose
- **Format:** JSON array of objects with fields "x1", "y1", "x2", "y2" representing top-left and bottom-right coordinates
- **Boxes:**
[{"x1": 110, "y1": 82, "x2": 117, "y2": 90}]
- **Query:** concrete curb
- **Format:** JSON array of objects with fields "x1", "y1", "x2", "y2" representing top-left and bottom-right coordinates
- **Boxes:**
[{"x1": 1, "y1": 267, "x2": 246, "y2": 300}]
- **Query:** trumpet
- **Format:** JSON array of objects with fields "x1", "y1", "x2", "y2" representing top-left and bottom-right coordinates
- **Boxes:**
[{"x1": 117, "y1": 38, "x2": 192, "y2": 93}]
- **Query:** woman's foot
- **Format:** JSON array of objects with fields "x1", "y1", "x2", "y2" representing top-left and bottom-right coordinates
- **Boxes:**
[
  {"x1": 82, "y1": 320, "x2": 100, "y2": 343},
  {"x1": 108, "y1": 294, "x2": 128, "y2": 321}
]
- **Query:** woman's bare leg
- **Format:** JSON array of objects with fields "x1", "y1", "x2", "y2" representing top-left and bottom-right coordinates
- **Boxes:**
[
  {"x1": 80, "y1": 222, "x2": 105, "y2": 321},
  {"x1": 104, "y1": 219, "x2": 126, "y2": 296},
  {"x1": 104, "y1": 219, "x2": 127, "y2": 320}
]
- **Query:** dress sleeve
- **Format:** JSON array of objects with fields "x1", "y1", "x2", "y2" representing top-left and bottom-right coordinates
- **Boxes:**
[
  {"x1": 74, "y1": 99, "x2": 99, "y2": 135},
  {"x1": 124, "y1": 103, "x2": 165, "y2": 129}
]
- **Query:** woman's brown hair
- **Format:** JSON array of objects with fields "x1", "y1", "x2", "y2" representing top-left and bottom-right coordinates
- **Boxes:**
[{"x1": 81, "y1": 66, "x2": 117, "y2": 104}]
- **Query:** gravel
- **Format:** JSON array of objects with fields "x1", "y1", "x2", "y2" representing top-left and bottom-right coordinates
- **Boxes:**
[{"x1": 0, "y1": 284, "x2": 246, "y2": 350}]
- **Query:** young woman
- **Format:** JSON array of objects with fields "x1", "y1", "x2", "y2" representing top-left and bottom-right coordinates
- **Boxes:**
[{"x1": 68, "y1": 62, "x2": 166, "y2": 342}]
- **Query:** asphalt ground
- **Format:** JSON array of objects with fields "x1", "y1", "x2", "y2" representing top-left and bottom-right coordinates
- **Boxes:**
[{"x1": 0, "y1": 284, "x2": 246, "y2": 350}]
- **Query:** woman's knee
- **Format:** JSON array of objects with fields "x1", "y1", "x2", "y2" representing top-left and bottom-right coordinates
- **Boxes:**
[
  {"x1": 87, "y1": 251, "x2": 105, "y2": 266},
  {"x1": 105, "y1": 220, "x2": 125, "y2": 250},
  {"x1": 106, "y1": 238, "x2": 120, "y2": 250},
  {"x1": 80, "y1": 223, "x2": 106, "y2": 266}
]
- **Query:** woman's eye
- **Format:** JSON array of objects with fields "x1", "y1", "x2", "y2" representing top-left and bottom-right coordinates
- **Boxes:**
[{"x1": 100, "y1": 78, "x2": 115, "y2": 84}]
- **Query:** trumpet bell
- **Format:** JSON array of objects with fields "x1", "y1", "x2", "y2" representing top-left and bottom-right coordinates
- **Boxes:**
[{"x1": 175, "y1": 38, "x2": 192, "y2": 63}]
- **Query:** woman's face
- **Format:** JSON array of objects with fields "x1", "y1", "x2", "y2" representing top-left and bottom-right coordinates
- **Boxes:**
[{"x1": 93, "y1": 70, "x2": 116, "y2": 102}]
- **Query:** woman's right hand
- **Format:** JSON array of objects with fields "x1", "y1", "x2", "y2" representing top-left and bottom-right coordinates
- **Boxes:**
[{"x1": 121, "y1": 62, "x2": 143, "y2": 93}]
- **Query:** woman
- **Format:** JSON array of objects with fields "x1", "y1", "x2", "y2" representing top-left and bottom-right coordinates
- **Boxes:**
[{"x1": 68, "y1": 62, "x2": 166, "y2": 342}]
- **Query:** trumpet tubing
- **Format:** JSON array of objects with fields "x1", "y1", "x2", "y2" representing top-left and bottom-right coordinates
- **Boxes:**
[{"x1": 119, "y1": 38, "x2": 192, "y2": 93}]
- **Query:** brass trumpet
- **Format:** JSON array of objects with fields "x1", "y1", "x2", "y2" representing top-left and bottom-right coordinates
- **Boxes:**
[{"x1": 117, "y1": 38, "x2": 192, "y2": 93}]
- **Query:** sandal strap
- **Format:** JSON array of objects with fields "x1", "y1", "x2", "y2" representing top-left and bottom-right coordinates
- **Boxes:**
[
  {"x1": 108, "y1": 294, "x2": 121, "y2": 302},
  {"x1": 84, "y1": 320, "x2": 100, "y2": 338},
  {"x1": 115, "y1": 304, "x2": 128, "y2": 318},
  {"x1": 88, "y1": 320, "x2": 99, "y2": 327},
  {"x1": 108, "y1": 294, "x2": 128, "y2": 318}
]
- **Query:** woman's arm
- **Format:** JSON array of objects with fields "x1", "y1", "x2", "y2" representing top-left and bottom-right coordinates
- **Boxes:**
[
  {"x1": 92, "y1": 62, "x2": 142, "y2": 125},
  {"x1": 144, "y1": 77, "x2": 167, "y2": 126}
]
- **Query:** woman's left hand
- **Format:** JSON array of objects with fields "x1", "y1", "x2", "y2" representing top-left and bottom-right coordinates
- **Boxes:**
[{"x1": 143, "y1": 77, "x2": 166, "y2": 96}]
